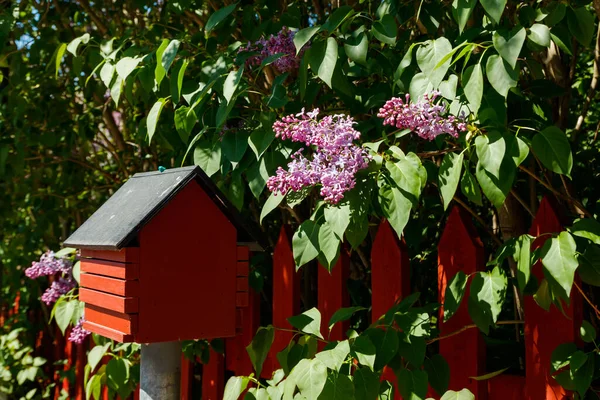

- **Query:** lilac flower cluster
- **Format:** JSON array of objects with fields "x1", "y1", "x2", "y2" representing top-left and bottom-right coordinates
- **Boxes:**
[
  {"x1": 377, "y1": 91, "x2": 468, "y2": 140},
  {"x1": 26, "y1": 251, "x2": 76, "y2": 305},
  {"x1": 239, "y1": 27, "x2": 306, "y2": 73},
  {"x1": 69, "y1": 318, "x2": 91, "y2": 344},
  {"x1": 267, "y1": 109, "x2": 370, "y2": 204}
]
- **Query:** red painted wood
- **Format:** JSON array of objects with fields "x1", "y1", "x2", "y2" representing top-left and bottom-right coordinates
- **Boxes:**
[
  {"x1": 226, "y1": 289, "x2": 261, "y2": 376},
  {"x1": 80, "y1": 273, "x2": 139, "y2": 297},
  {"x1": 237, "y1": 261, "x2": 249, "y2": 276},
  {"x1": 371, "y1": 220, "x2": 410, "y2": 400},
  {"x1": 85, "y1": 305, "x2": 137, "y2": 335},
  {"x1": 202, "y1": 350, "x2": 225, "y2": 400},
  {"x1": 524, "y1": 197, "x2": 582, "y2": 400},
  {"x1": 438, "y1": 206, "x2": 486, "y2": 399},
  {"x1": 488, "y1": 375, "x2": 526, "y2": 400},
  {"x1": 80, "y1": 288, "x2": 138, "y2": 313},
  {"x1": 371, "y1": 219, "x2": 410, "y2": 322},
  {"x1": 82, "y1": 321, "x2": 133, "y2": 342},
  {"x1": 74, "y1": 340, "x2": 87, "y2": 399},
  {"x1": 268, "y1": 226, "x2": 301, "y2": 372},
  {"x1": 81, "y1": 248, "x2": 139, "y2": 263},
  {"x1": 180, "y1": 354, "x2": 193, "y2": 400},
  {"x1": 136, "y1": 181, "x2": 237, "y2": 342},
  {"x1": 62, "y1": 328, "x2": 73, "y2": 395},
  {"x1": 236, "y1": 276, "x2": 249, "y2": 292},
  {"x1": 80, "y1": 259, "x2": 139, "y2": 279},
  {"x1": 237, "y1": 246, "x2": 250, "y2": 261},
  {"x1": 318, "y1": 250, "x2": 350, "y2": 343}
]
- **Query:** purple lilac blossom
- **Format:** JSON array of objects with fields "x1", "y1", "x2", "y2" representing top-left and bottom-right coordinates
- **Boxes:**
[
  {"x1": 25, "y1": 251, "x2": 73, "y2": 279},
  {"x1": 41, "y1": 277, "x2": 76, "y2": 305},
  {"x1": 68, "y1": 319, "x2": 91, "y2": 344},
  {"x1": 377, "y1": 91, "x2": 468, "y2": 140},
  {"x1": 267, "y1": 109, "x2": 370, "y2": 204},
  {"x1": 239, "y1": 27, "x2": 306, "y2": 73}
]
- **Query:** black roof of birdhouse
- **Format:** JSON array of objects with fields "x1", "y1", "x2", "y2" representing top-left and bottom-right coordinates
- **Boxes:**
[{"x1": 63, "y1": 166, "x2": 266, "y2": 251}]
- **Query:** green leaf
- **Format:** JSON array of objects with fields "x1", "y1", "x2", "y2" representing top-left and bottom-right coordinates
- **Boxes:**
[
  {"x1": 147, "y1": 98, "x2": 167, "y2": 143},
  {"x1": 534, "y1": 279, "x2": 552, "y2": 311},
  {"x1": 551, "y1": 342, "x2": 577, "y2": 372},
  {"x1": 551, "y1": 26, "x2": 573, "y2": 56},
  {"x1": 260, "y1": 192, "x2": 283, "y2": 224},
  {"x1": 106, "y1": 358, "x2": 129, "y2": 394},
  {"x1": 424, "y1": 355, "x2": 450, "y2": 395},
  {"x1": 440, "y1": 389, "x2": 475, "y2": 400},
  {"x1": 570, "y1": 351, "x2": 587, "y2": 374},
  {"x1": 567, "y1": 7, "x2": 595, "y2": 47},
  {"x1": 493, "y1": 27, "x2": 526, "y2": 69},
  {"x1": 353, "y1": 367, "x2": 380, "y2": 400},
  {"x1": 328, "y1": 306, "x2": 366, "y2": 330},
  {"x1": 579, "y1": 243, "x2": 600, "y2": 286},
  {"x1": 247, "y1": 158, "x2": 269, "y2": 199},
  {"x1": 67, "y1": 33, "x2": 90, "y2": 56},
  {"x1": 88, "y1": 344, "x2": 110, "y2": 372},
  {"x1": 385, "y1": 159, "x2": 421, "y2": 202},
  {"x1": 397, "y1": 368, "x2": 428, "y2": 400},
  {"x1": 288, "y1": 308, "x2": 323, "y2": 339},
  {"x1": 322, "y1": 5, "x2": 355, "y2": 33},
  {"x1": 529, "y1": 24, "x2": 551, "y2": 47},
  {"x1": 324, "y1": 203, "x2": 351, "y2": 240},
  {"x1": 571, "y1": 218, "x2": 600, "y2": 244},
  {"x1": 309, "y1": 37, "x2": 338, "y2": 88},
  {"x1": 223, "y1": 67, "x2": 244, "y2": 104},
  {"x1": 367, "y1": 328, "x2": 399, "y2": 371},
  {"x1": 352, "y1": 335, "x2": 376, "y2": 370},
  {"x1": 317, "y1": 371, "x2": 355, "y2": 400},
  {"x1": 398, "y1": 336, "x2": 426, "y2": 367},
  {"x1": 72, "y1": 261, "x2": 81, "y2": 285},
  {"x1": 409, "y1": 72, "x2": 434, "y2": 100},
  {"x1": 318, "y1": 222, "x2": 341, "y2": 270},
  {"x1": 193, "y1": 136, "x2": 221, "y2": 177},
  {"x1": 171, "y1": 59, "x2": 189, "y2": 102},
  {"x1": 100, "y1": 62, "x2": 115, "y2": 88},
  {"x1": 475, "y1": 132, "x2": 506, "y2": 179},
  {"x1": 116, "y1": 57, "x2": 141, "y2": 81},
  {"x1": 289, "y1": 358, "x2": 328, "y2": 399},
  {"x1": 485, "y1": 54, "x2": 518, "y2": 98},
  {"x1": 206, "y1": 3, "x2": 238, "y2": 36},
  {"x1": 344, "y1": 32, "x2": 368, "y2": 66},
  {"x1": 452, "y1": 0, "x2": 477, "y2": 33},
  {"x1": 468, "y1": 266, "x2": 507, "y2": 334},
  {"x1": 532, "y1": 126, "x2": 572, "y2": 176},
  {"x1": 395, "y1": 43, "x2": 416, "y2": 80},
  {"x1": 246, "y1": 326, "x2": 274, "y2": 377},
  {"x1": 222, "y1": 131, "x2": 248, "y2": 163},
  {"x1": 293, "y1": 220, "x2": 321, "y2": 269},
  {"x1": 54, "y1": 299, "x2": 76, "y2": 334},
  {"x1": 224, "y1": 376, "x2": 250, "y2": 400},
  {"x1": 480, "y1": 0, "x2": 507, "y2": 24},
  {"x1": 174, "y1": 106, "x2": 197, "y2": 144},
  {"x1": 541, "y1": 231, "x2": 578, "y2": 300},
  {"x1": 416, "y1": 37, "x2": 453, "y2": 87},
  {"x1": 460, "y1": 169, "x2": 482, "y2": 205},
  {"x1": 249, "y1": 129, "x2": 275, "y2": 160},
  {"x1": 55, "y1": 43, "x2": 67, "y2": 78},
  {"x1": 315, "y1": 340, "x2": 350, "y2": 371},
  {"x1": 443, "y1": 271, "x2": 468, "y2": 322},
  {"x1": 294, "y1": 26, "x2": 320, "y2": 54},
  {"x1": 379, "y1": 184, "x2": 412, "y2": 238},
  {"x1": 153, "y1": 39, "x2": 169, "y2": 87},
  {"x1": 438, "y1": 152, "x2": 464, "y2": 210},
  {"x1": 86, "y1": 374, "x2": 102, "y2": 400},
  {"x1": 372, "y1": 14, "x2": 397, "y2": 45},
  {"x1": 514, "y1": 234, "x2": 534, "y2": 292},
  {"x1": 462, "y1": 63, "x2": 483, "y2": 114},
  {"x1": 580, "y1": 320, "x2": 596, "y2": 343},
  {"x1": 469, "y1": 367, "x2": 509, "y2": 381},
  {"x1": 439, "y1": 74, "x2": 458, "y2": 100}
]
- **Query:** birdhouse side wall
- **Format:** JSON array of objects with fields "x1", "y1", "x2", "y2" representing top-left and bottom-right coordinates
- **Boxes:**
[{"x1": 136, "y1": 180, "x2": 238, "y2": 343}]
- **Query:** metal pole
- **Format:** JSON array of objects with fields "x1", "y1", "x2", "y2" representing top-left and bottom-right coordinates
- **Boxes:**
[{"x1": 139, "y1": 341, "x2": 181, "y2": 400}]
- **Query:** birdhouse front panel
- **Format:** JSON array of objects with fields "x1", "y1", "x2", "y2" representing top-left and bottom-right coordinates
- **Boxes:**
[{"x1": 135, "y1": 180, "x2": 237, "y2": 343}]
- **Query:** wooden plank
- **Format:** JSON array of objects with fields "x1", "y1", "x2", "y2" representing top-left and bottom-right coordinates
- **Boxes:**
[
  {"x1": 371, "y1": 220, "x2": 410, "y2": 400},
  {"x1": 202, "y1": 350, "x2": 224, "y2": 400},
  {"x1": 82, "y1": 321, "x2": 133, "y2": 342},
  {"x1": 81, "y1": 248, "x2": 139, "y2": 263},
  {"x1": 371, "y1": 220, "x2": 410, "y2": 322},
  {"x1": 237, "y1": 246, "x2": 250, "y2": 261},
  {"x1": 438, "y1": 206, "x2": 486, "y2": 398},
  {"x1": 80, "y1": 273, "x2": 139, "y2": 297},
  {"x1": 524, "y1": 197, "x2": 582, "y2": 400},
  {"x1": 80, "y1": 259, "x2": 139, "y2": 280},
  {"x1": 268, "y1": 226, "x2": 301, "y2": 374},
  {"x1": 180, "y1": 354, "x2": 193, "y2": 400},
  {"x1": 80, "y1": 288, "x2": 138, "y2": 313},
  {"x1": 318, "y1": 250, "x2": 350, "y2": 343},
  {"x1": 226, "y1": 289, "x2": 261, "y2": 377},
  {"x1": 236, "y1": 292, "x2": 249, "y2": 307},
  {"x1": 85, "y1": 304, "x2": 138, "y2": 335},
  {"x1": 237, "y1": 261, "x2": 249, "y2": 277},
  {"x1": 236, "y1": 277, "x2": 249, "y2": 292},
  {"x1": 488, "y1": 375, "x2": 526, "y2": 400}
]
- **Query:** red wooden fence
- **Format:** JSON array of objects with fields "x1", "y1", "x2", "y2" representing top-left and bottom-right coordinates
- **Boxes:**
[{"x1": 11, "y1": 196, "x2": 582, "y2": 399}]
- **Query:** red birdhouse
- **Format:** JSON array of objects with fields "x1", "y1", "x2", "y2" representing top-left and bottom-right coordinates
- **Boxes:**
[{"x1": 63, "y1": 166, "x2": 263, "y2": 343}]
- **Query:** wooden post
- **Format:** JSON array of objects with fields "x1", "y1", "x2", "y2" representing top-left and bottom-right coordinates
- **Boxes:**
[
  {"x1": 201, "y1": 350, "x2": 224, "y2": 400},
  {"x1": 524, "y1": 197, "x2": 582, "y2": 399},
  {"x1": 318, "y1": 250, "x2": 350, "y2": 343},
  {"x1": 268, "y1": 226, "x2": 301, "y2": 371},
  {"x1": 371, "y1": 220, "x2": 410, "y2": 400},
  {"x1": 438, "y1": 206, "x2": 486, "y2": 398},
  {"x1": 180, "y1": 354, "x2": 193, "y2": 400}
]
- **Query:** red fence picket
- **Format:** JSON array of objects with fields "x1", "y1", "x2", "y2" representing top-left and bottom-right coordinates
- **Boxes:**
[
  {"x1": 524, "y1": 197, "x2": 583, "y2": 400},
  {"x1": 318, "y1": 249, "x2": 350, "y2": 343},
  {"x1": 438, "y1": 206, "x2": 487, "y2": 398}
]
